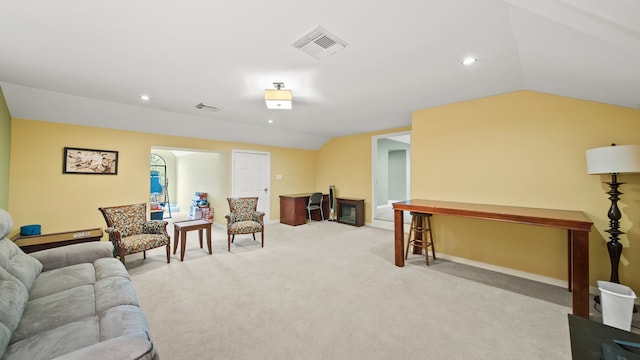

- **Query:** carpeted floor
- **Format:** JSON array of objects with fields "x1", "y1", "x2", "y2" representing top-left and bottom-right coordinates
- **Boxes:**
[{"x1": 124, "y1": 220, "x2": 594, "y2": 359}]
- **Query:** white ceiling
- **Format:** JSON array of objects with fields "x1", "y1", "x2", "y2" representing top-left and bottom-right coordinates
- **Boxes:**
[{"x1": 1, "y1": 0, "x2": 638, "y2": 150}]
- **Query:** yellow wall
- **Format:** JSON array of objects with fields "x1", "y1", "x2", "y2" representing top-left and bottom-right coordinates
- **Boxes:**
[
  {"x1": 7, "y1": 89, "x2": 640, "y2": 292},
  {"x1": 316, "y1": 126, "x2": 411, "y2": 223},
  {"x1": 0, "y1": 86, "x2": 10, "y2": 209},
  {"x1": 412, "y1": 91, "x2": 640, "y2": 289},
  {"x1": 8, "y1": 118, "x2": 316, "y2": 237}
]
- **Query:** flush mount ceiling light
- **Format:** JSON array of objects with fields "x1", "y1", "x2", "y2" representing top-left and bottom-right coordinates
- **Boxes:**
[
  {"x1": 139, "y1": 94, "x2": 150, "y2": 101},
  {"x1": 462, "y1": 57, "x2": 477, "y2": 66},
  {"x1": 265, "y1": 82, "x2": 292, "y2": 110}
]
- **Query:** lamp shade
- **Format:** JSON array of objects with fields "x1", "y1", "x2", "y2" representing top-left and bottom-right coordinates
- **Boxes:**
[
  {"x1": 265, "y1": 89, "x2": 292, "y2": 109},
  {"x1": 586, "y1": 145, "x2": 640, "y2": 174}
]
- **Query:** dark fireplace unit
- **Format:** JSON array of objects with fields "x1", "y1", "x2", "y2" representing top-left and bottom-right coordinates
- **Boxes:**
[{"x1": 336, "y1": 198, "x2": 364, "y2": 227}]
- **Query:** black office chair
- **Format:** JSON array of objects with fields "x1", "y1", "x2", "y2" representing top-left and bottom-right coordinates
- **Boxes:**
[{"x1": 306, "y1": 192, "x2": 324, "y2": 223}]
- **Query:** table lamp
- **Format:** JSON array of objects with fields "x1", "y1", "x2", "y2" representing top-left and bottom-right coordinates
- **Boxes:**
[{"x1": 586, "y1": 144, "x2": 640, "y2": 283}]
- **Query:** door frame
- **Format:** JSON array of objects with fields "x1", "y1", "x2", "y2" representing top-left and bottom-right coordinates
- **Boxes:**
[
  {"x1": 231, "y1": 149, "x2": 271, "y2": 222},
  {"x1": 371, "y1": 131, "x2": 411, "y2": 230}
]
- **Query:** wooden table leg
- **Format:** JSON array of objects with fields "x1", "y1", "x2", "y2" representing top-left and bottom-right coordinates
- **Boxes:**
[
  {"x1": 394, "y1": 209, "x2": 404, "y2": 267},
  {"x1": 198, "y1": 229, "x2": 203, "y2": 248},
  {"x1": 173, "y1": 227, "x2": 179, "y2": 254},
  {"x1": 206, "y1": 225, "x2": 212, "y2": 254},
  {"x1": 180, "y1": 229, "x2": 187, "y2": 261},
  {"x1": 567, "y1": 230, "x2": 573, "y2": 292},
  {"x1": 571, "y1": 229, "x2": 589, "y2": 318}
]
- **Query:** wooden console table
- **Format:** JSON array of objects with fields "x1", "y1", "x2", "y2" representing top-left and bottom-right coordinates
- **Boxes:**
[
  {"x1": 14, "y1": 228, "x2": 103, "y2": 253},
  {"x1": 392, "y1": 199, "x2": 593, "y2": 318},
  {"x1": 279, "y1": 193, "x2": 329, "y2": 226}
]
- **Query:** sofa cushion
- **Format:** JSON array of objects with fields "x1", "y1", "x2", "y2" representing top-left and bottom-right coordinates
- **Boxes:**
[
  {"x1": 121, "y1": 234, "x2": 168, "y2": 254},
  {"x1": 100, "y1": 305, "x2": 151, "y2": 341},
  {"x1": 3, "y1": 317, "x2": 99, "y2": 360},
  {"x1": 12, "y1": 285, "x2": 95, "y2": 343},
  {"x1": 29, "y1": 263, "x2": 95, "y2": 300},
  {"x1": 52, "y1": 331, "x2": 156, "y2": 360},
  {"x1": 230, "y1": 220, "x2": 262, "y2": 234},
  {"x1": 95, "y1": 277, "x2": 140, "y2": 314},
  {"x1": 0, "y1": 324, "x2": 11, "y2": 360},
  {"x1": 0, "y1": 266, "x2": 29, "y2": 357},
  {"x1": 94, "y1": 257, "x2": 130, "y2": 281},
  {"x1": 30, "y1": 242, "x2": 114, "y2": 272},
  {"x1": 0, "y1": 239, "x2": 43, "y2": 291}
]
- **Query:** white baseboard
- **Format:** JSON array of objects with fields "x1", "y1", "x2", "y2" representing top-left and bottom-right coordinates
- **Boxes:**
[
  {"x1": 212, "y1": 222, "x2": 226, "y2": 230},
  {"x1": 369, "y1": 219, "x2": 393, "y2": 230},
  {"x1": 368, "y1": 219, "x2": 411, "y2": 231},
  {"x1": 434, "y1": 253, "x2": 568, "y2": 288},
  {"x1": 435, "y1": 253, "x2": 604, "y2": 297}
]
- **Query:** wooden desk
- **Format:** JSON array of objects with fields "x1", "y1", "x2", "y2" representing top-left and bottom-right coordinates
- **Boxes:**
[
  {"x1": 172, "y1": 219, "x2": 212, "y2": 261},
  {"x1": 279, "y1": 193, "x2": 329, "y2": 226},
  {"x1": 14, "y1": 228, "x2": 103, "y2": 253},
  {"x1": 392, "y1": 199, "x2": 593, "y2": 318}
]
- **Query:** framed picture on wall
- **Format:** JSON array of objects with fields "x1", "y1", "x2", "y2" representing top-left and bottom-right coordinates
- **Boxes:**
[{"x1": 63, "y1": 147, "x2": 119, "y2": 175}]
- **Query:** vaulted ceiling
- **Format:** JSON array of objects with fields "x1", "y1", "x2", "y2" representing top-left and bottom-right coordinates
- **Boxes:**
[{"x1": 1, "y1": 0, "x2": 638, "y2": 150}]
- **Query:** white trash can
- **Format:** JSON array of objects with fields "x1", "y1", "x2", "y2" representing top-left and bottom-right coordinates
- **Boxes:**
[{"x1": 598, "y1": 280, "x2": 636, "y2": 331}]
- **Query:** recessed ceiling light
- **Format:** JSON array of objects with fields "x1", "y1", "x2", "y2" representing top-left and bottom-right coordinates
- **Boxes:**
[
  {"x1": 268, "y1": 120, "x2": 274, "y2": 124},
  {"x1": 462, "y1": 57, "x2": 477, "y2": 66},
  {"x1": 139, "y1": 94, "x2": 150, "y2": 101}
]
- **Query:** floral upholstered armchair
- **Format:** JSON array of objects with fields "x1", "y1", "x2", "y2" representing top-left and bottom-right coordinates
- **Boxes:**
[
  {"x1": 225, "y1": 197, "x2": 265, "y2": 251},
  {"x1": 99, "y1": 203, "x2": 171, "y2": 264}
]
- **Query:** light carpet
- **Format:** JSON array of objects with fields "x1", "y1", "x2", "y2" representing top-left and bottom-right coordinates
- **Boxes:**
[{"x1": 126, "y1": 221, "x2": 573, "y2": 359}]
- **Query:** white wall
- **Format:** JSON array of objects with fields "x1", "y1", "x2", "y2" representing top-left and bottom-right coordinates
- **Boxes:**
[{"x1": 176, "y1": 151, "x2": 229, "y2": 224}]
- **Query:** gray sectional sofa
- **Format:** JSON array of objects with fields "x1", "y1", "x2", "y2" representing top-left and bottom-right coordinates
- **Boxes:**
[{"x1": 0, "y1": 209, "x2": 159, "y2": 360}]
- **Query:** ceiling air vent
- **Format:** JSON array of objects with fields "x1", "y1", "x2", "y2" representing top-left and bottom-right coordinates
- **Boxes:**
[
  {"x1": 292, "y1": 26, "x2": 348, "y2": 60},
  {"x1": 195, "y1": 103, "x2": 223, "y2": 112}
]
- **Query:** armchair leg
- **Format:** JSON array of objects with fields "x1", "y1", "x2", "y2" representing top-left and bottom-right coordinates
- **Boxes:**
[
  {"x1": 166, "y1": 244, "x2": 171, "y2": 263},
  {"x1": 252, "y1": 233, "x2": 256, "y2": 241},
  {"x1": 261, "y1": 231, "x2": 264, "y2": 248},
  {"x1": 227, "y1": 234, "x2": 231, "y2": 252},
  {"x1": 143, "y1": 251, "x2": 146, "y2": 259},
  {"x1": 120, "y1": 249, "x2": 126, "y2": 265}
]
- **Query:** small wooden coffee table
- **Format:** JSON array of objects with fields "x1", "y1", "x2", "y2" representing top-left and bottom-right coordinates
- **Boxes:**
[{"x1": 172, "y1": 219, "x2": 212, "y2": 261}]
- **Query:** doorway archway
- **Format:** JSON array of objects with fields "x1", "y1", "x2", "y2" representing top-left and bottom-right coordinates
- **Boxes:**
[{"x1": 371, "y1": 131, "x2": 411, "y2": 229}]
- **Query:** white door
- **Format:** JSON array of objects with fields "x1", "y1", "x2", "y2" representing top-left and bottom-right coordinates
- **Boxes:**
[{"x1": 232, "y1": 150, "x2": 270, "y2": 221}]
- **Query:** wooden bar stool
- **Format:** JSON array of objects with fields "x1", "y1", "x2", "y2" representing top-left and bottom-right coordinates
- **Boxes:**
[{"x1": 405, "y1": 212, "x2": 436, "y2": 265}]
